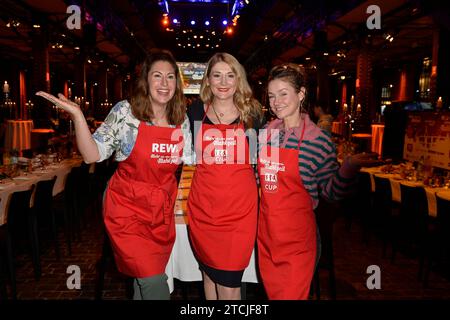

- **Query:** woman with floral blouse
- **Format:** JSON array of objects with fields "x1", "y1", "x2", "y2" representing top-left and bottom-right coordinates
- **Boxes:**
[{"x1": 36, "y1": 49, "x2": 193, "y2": 300}]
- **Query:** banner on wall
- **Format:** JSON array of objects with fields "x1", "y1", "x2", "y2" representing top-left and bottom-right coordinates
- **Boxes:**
[{"x1": 403, "y1": 112, "x2": 450, "y2": 170}]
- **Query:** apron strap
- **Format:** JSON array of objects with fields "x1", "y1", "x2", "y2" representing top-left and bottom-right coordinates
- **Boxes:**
[
  {"x1": 202, "y1": 104, "x2": 210, "y2": 123},
  {"x1": 266, "y1": 115, "x2": 306, "y2": 152},
  {"x1": 297, "y1": 117, "x2": 306, "y2": 151}
]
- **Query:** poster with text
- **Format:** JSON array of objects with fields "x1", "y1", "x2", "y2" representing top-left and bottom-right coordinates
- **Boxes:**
[{"x1": 403, "y1": 112, "x2": 450, "y2": 170}]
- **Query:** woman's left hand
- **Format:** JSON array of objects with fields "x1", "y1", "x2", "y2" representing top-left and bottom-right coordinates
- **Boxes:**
[{"x1": 347, "y1": 152, "x2": 385, "y2": 168}]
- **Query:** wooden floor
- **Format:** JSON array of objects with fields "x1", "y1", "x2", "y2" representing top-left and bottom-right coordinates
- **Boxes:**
[{"x1": 2, "y1": 208, "x2": 450, "y2": 300}]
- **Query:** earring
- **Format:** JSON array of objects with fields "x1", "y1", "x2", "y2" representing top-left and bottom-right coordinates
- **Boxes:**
[
  {"x1": 269, "y1": 108, "x2": 275, "y2": 116},
  {"x1": 299, "y1": 99, "x2": 306, "y2": 114}
]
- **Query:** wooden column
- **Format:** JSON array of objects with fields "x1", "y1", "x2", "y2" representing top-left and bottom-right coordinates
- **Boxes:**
[
  {"x1": 19, "y1": 71, "x2": 26, "y2": 119},
  {"x1": 340, "y1": 81, "x2": 347, "y2": 113},
  {"x1": 430, "y1": 26, "x2": 450, "y2": 107},
  {"x1": 113, "y1": 74, "x2": 123, "y2": 103},
  {"x1": 429, "y1": 28, "x2": 438, "y2": 103},
  {"x1": 63, "y1": 81, "x2": 69, "y2": 98},
  {"x1": 98, "y1": 67, "x2": 108, "y2": 103},
  {"x1": 73, "y1": 51, "x2": 87, "y2": 110},
  {"x1": 31, "y1": 25, "x2": 52, "y2": 127},
  {"x1": 316, "y1": 57, "x2": 331, "y2": 112},
  {"x1": 314, "y1": 31, "x2": 331, "y2": 112},
  {"x1": 355, "y1": 44, "x2": 374, "y2": 132},
  {"x1": 396, "y1": 65, "x2": 416, "y2": 102}
]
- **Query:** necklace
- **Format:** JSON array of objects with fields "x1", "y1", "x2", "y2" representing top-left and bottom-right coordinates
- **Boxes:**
[
  {"x1": 151, "y1": 117, "x2": 167, "y2": 127},
  {"x1": 211, "y1": 105, "x2": 223, "y2": 124}
]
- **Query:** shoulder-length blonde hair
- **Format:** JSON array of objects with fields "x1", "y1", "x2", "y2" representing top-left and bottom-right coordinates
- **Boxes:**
[
  {"x1": 199, "y1": 52, "x2": 262, "y2": 128},
  {"x1": 130, "y1": 49, "x2": 185, "y2": 125}
]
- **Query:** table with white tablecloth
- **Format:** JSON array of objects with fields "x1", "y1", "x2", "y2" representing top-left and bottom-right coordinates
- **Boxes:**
[
  {"x1": 165, "y1": 218, "x2": 258, "y2": 293},
  {"x1": 0, "y1": 158, "x2": 83, "y2": 225},
  {"x1": 332, "y1": 121, "x2": 344, "y2": 136},
  {"x1": 361, "y1": 166, "x2": 450, "y2": 217},
  {"x1": 371, "y1": 124, "x2": 385, "y2": 155},
  {"x1": 4, "y1": 119, "x2": 34, "y2": 151}
]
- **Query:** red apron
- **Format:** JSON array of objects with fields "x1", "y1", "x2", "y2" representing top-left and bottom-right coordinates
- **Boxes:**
[
  {"x1": 103, "y1": 122, "x2": 183, "y2": 278},
  {"x1": 257, "y1": 122, "x2": 317, "y2": 299},
  {"x1": 187, "y1": 107, "x2": 257, "y2": 270}
]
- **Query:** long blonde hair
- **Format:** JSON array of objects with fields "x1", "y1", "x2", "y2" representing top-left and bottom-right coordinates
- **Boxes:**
[
  {"x1": 130, "y1": 49, "x2": 186, "y2": 125},
  {"x1": 200, "y1": 52, "x2": 262, "y2": 128}
]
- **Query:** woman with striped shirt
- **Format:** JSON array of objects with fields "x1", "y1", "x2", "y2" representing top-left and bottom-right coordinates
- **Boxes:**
[{"x1": 257, "y1": 63, "x2": 381, "y2": 299}]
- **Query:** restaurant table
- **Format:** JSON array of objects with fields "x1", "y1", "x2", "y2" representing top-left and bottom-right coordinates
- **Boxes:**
[
  {"x1": 31, "y1": 128, "x2": 55, "y2": 150},
  {"x1": 436, "y1": 190, "x2": 450, "y2": 201},
  {"x1": 371, "y1": 124, "x2": 385, "y2": 155},
  {"x1": 0, "y1": 157, "x2": 83, "y2": 225},
  {"x1": 165, "y1": 165, "x2": 259, "y2": 293},
  {"x1": 352, "y1": 133, "x2": 372, "y2": 153},
  {"x1": 361, "y1": 166, "x2": 449, "y2": 217},
  {"x1": 4, "y1": 120, "x2": 33, "y2": 151},
  {"x1": 332, "y1": 121, "x2": 344, "y2": 136}
]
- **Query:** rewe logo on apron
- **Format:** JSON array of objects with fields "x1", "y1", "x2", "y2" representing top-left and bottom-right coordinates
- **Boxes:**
[{"x1": 151, "y1": 142, "x2": 181, "y2": 164}]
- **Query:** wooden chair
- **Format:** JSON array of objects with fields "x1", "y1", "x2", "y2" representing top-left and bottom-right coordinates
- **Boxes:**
[
  {"x1": 6, "y1": 186, "x2": 38, "y2": 280},
  {"x1": 423, "y1": 194, "x2": 450, "y2": 287}
]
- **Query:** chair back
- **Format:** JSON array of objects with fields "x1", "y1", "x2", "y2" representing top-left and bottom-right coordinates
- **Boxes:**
[
  {"x1": 399, "y1": 183, "x2": 429, "y2": 238},
  {"x1": 399, "y1": 184, "x2": 428, "y2": 220},
  {"x1": 34, "y1": 176, "x2": 57, "y2": 213},
  {"x1": 373, "y1": 176, "x2": 392, "y2": 206},
  {"x1": 357, "y1": 171, "x2": 372, "y2": 195},
  {"x1": 6, "y1": 185, "x2": 35, "y2": 228},
  {"x1": 63, "y1": 167, "x2": 77, "y2": 207},
  {"x1": 356, "y1": 171, "x2": 372, "y2": 205},
  {"x1": 436, "y1": 195, "x2": 450, "y2": 235}
]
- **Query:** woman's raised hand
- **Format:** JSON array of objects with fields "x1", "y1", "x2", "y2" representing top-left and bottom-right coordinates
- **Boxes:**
[
  {"x1": 36, "y1": 92, "x2": 82, "y2": 118},
  {"x1": 348, "y1": 152, "x2": 386, "y2": 168}
]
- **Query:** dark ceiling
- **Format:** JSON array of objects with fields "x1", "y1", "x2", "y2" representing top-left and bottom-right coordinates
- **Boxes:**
[{"x1": 0, "y1": 0, "x2": 446, "y2": 82}]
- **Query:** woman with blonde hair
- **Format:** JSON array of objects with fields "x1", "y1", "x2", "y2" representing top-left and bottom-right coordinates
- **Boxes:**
[
  {"x1": 37, "y1": 49, "x2": 194, "y2": 300},
  {"x1": 186, "y1": 52, "x2": 263, "y2": 300}
]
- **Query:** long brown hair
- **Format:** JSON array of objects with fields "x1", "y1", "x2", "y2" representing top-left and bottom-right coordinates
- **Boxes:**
[
  {"x1": 200, "y1": 52, "x2": 262, "y2": 128},
  {"x1": 130, "y1": 49, "x2": 185, "y2": 125}
]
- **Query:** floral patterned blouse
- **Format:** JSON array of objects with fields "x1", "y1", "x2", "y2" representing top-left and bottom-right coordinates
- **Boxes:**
[{"x1": 92, "y1": 100, "x2": 194, "y2": 164}]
